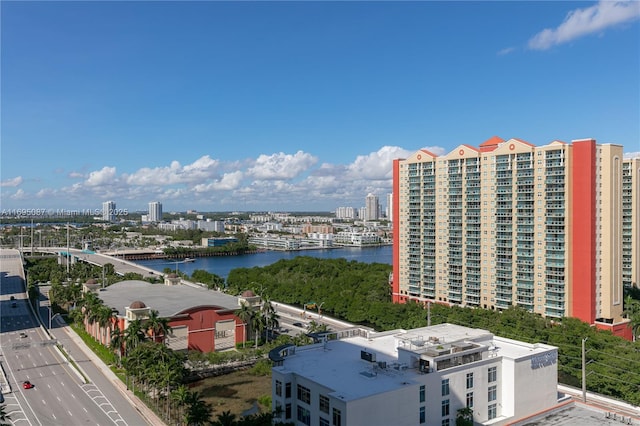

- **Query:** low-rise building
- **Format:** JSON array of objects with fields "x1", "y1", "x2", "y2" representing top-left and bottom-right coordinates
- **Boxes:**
[
  {"x1": 270, "y1": 323, "x2": 558, "y2": 426},
  {"x1": 88, "y1": 279, "x2": 248, "y2": 352}
]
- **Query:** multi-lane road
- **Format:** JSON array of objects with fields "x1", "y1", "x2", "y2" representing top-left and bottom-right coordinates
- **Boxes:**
[{"x1": 0, "y1": 249, "x2": 151, "y2": 426}]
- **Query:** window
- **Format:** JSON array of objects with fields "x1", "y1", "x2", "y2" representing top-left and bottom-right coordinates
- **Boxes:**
[
  {"x1": 441, "y1": 379, "x2": 450, "y2": 396},
  {"x1": 333, "y1": 408, "x2": 342, "y2": 426},
  {"x1": 285, "y1": 383, "x2": 291, "y2": 398},
  {"x1": 466, "y1": 392, "x2": 474, "y2": 408},
  {"x1": 420, "y1": 406, "x2": 426, "y2": 424},
  {"x1": 320, "y1": 417, "x2": 330, "y2": 426},
  {"x1": 319, "y1": 394, "x2": 330, "y2": 414},
  {"x1": 285, "y1": 403, "x2": 291, "y2": 419},
  {"x1": 442, "y1": 419, "x2": 450, "y2": 426},
  {"x1": 296, "y1": 406, "x2": 310, "y2": 426},
  {"x1": 488, "y1": 366, "x2": 497, "y2": 382},
  {"x1": 275, "y1": 380, "x2": 282, "y2": 397},
  {"x1": 488, "y1": 403, "x2": 497, "y2": 420},
  {"x1": 420, "y1": 385, "x2": 425, "y2": 403},
  {"x1": 442, "y1": 399, "x2": 450, "y2": 417},
  {"x1": 488, "y1": 385, "x2": 497, "y2": 402},
  {"x1": 466, "y1": 372, "x2": 474, "y2": 389},
  {"x1": 297, "y1": 384, "x2": 311, "y2": 404}
]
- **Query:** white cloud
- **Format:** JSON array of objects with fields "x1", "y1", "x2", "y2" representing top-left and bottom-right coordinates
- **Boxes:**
[
  {"x1": 192, "y1": 171, "x2": 244, "y2": 192},
  {"x1": 624, "y1": 151, "x2": 640, "y2": 159},
  {"x1": 10, "y1": 189, "x2": 26, "y2": 199},
  {"x1": 347, "y1": 146, "x2": 413, "y2": 180},
  {"x1": 125, "y1": 156, "x2": 220, "y2": 186},
  {"x1": 497, "y1": 47, "x2": 516, "y2": 56},
  {"x1": 248, "y1": 151, "x2": 318, "y2": 180},
  {"x1": 86, "y1": 166, "x2": 117, "y2": 186},
  {"x1": 0, "y1": 176, "x2": 23, "y2": 187},
  {"x1": 3, "y1": 146, "x2": 432, "y2": 210},
  {"x1": 529, "y1": 1, "x2": 640, "y2": 50}
]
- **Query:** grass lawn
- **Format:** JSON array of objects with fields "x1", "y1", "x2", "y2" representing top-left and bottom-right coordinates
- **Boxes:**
[{"x1": 189, "y1": 369, "x2": 272, "y2": 419}]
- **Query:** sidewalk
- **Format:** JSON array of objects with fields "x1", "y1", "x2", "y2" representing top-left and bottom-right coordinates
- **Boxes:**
[{"x1": 56, "y1": 320, "x2": 166, "y2": 426}]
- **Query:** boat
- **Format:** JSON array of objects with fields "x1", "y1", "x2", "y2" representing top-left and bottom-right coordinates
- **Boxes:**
[{"x1": 184, "y1": 258, "x2": 195, "y2": 263}]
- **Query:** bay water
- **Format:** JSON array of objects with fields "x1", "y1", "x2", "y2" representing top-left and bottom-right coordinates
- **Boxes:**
[{"x1": 135, "y1": 245, "x2": 392, "y2": 279}]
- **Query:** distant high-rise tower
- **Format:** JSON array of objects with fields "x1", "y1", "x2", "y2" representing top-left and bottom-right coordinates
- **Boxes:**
[
  {"x1": 393, "y1": 137, "x2": 639, "y2": 340},
  {"x1": 149, "y1": 201, "x2": 163, "y2": 222},
  {"x1": 386, "y1": 193, "x2": 393, "y2": 221},
  {"x1": 102, "y1": 201, "x2": 116, "y2": 222},
  {"x1": 365, "y1": 193, "x2": 379, "y2": 221},
  {"x1": 335, "y1": 206, "x2": 356, "y2": 219}
]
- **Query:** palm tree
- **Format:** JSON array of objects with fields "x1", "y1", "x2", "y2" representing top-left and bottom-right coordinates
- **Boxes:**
[
  {"x1": 235, "y1": 303, "x2": 254, "y2": 348},
  {"x1": 171, "y1": 385, "x2": 190, "y2": 426},
  {"x1": 0, "y1": 404, "x2": 11, "y2": 426},
  {"x1": 96, "y1": 305, "x2": 115, "y2": 345},
  {"x1": 251, "y1": 310, "x2": 266, "y2": 349},
  {"x1": 124, "y1": 319, "x2": 146, "y2": 356},
  {"x1": 213, "y1": 410, "x2": 237, "y2": 426},
  {"x1": 261, "y1": 298, "x2": 279, "y2": 343},
  {"x1": 110, "y1": 324, "x2": 125, "y2": 366},
  {"x1": 184, "y1": 391, "x2": 213, "y2": 426},
  {"x1": 146, "y1": 309, "x2": 171, "y2": 343}
]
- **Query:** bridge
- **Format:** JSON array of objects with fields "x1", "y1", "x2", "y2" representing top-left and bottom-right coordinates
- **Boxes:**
[{"x1": 21, "y1": 247, "x2": 161, "y2": 279}]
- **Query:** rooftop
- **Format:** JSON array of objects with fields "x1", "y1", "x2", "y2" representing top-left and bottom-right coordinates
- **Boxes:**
[
  {"x1": 274, "y1": 323, "x2": 557, "y2": 402},
  {"x1": 97, "y1": 280, "x2": 240, "y2": 317}
]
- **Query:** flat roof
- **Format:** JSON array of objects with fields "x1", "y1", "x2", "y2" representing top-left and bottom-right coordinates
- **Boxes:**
[
  {"x1": 97, "y1": 280, "x2": 240, "y2": 317},
  {"x1": 516, "y1": 401, "x2": 640, "y2": 426},
  {"x1": 274, "y1": 323, "x2": 556, "y2": 402}
]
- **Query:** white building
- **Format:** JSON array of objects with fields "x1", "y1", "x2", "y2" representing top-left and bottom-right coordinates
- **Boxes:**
[
  {"x1": 197, "y1": 219, "x2": 225, "y2": 232},
  {"x1": 102, "y1": 201, "x2": 116, "y2": 222},
  {"x1": 386, "y1": 193, "x2": 393, "y2": 221},
  {"x1": 270, "y1": 323, "x2": 558, "y2": 426},
  {"x1": 335, "y1": 207, "x2": 357, "y2": 220},
  {"x1": 148, "y1": 201, "x2": 163, "y2": 222},
  {"x1": 365, "y1": 193, "x2": 379, "y2": 221},
  {"x1": 334, "y1": 230, "x2": 381, "y2": 246}
]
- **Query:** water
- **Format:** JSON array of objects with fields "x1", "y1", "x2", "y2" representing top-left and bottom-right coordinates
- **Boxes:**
[{"x1": 135, "y1": 245, "x2": 392, "y2": 279}]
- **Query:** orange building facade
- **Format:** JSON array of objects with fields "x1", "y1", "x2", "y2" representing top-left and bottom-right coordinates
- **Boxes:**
[{"x1": 393, "y1": 137, "x2": 639, "y2": 340}]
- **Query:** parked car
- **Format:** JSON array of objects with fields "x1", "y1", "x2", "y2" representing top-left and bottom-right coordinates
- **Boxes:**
[
  {"x1": 11, "y1": 302, "x2": 17, "y2": 308},
  {"x1": 19, "y1": 332, "x2": 27, "y2": 338}
]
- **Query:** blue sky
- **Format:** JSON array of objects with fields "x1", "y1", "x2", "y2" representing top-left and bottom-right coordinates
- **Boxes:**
[{"x1": 1, "y1": 1, "x2": 639, "y2": 213}]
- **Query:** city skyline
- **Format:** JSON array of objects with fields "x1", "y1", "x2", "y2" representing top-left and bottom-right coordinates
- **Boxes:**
[{"x1": 1, "y1": 1, "x2": 639, "y2": 212}]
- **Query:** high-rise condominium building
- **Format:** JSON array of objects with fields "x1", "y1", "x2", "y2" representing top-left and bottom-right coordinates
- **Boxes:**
[
  {"x1": 386, "y1": 193, "x2": 393, "y2": 221},
  {"x1": 335, "y1": 207, "x2": 357, "y2": 220},
  {"x1": 148, "y1": 201, "x2": 163, "y2": 222},
  {"x1": 622, "y1": 156, "x2": 640, "y2": 290},
  {"x1": 365, "y1": 193, "x2": 379, "y2": 221},
  {"x1": 392, "y1": 137, "x2": 639, "y2": 340},
  {"x1": 102, "y1": 201, "x2": 116, "y2": 222}
]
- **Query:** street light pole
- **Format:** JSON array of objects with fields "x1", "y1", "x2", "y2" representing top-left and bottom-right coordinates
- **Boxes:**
[{"x1": 582, "y1": 337, "x2": 588, "y2": 402}]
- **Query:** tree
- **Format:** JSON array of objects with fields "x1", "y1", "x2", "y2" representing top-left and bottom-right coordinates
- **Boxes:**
[
  {"x1": 261, "y1": 298, "x2": 279, "y2": 343},
  {"x1": 124, "y1": 319, "x2": 147, "y2": 356},
  {"x1": 146, "y1": 309, "x2": 171, "y2": 343},
  {"x1": 184, "y1": 391, "x2": 213, "y2": 426},
  {"x1": 110, "y1": 324, "x2": 125, "y2": 366},
  {"x1": 251, "y1": 310, "x2": 266, "y2": 349},
  {"x1": 171, "y1": 385, "x2": 191, "y2": 426},
  {"x1": 212, "y1": 410, "x2": 236, "y2": 426},
  {"x1": 456, "y1": 407, "x2": 473, "y2": 426},
  {"x1": 0, "y1": 404, "x2": 11, "y2": 426},
  {"x1": 235, "y1": 303, "x2": 254, "y2": 348}
]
